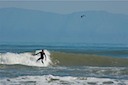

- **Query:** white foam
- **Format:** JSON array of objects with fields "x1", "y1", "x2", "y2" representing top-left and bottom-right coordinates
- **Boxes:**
[
  {"x1": 0, "y1": 50, "x2": 52, "y2": 67},
  {"x1": 0, "y1": 75, "x2": 127, "y2": 85}
]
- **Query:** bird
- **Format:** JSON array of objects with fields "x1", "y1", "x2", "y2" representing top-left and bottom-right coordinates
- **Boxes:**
[{"x1": 81, "y1": 15, "x2": 86, "y2": 18}]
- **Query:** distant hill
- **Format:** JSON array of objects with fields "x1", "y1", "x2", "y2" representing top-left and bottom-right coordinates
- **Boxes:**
[{"x1": 0, "y1": 8, "x2": 128, "y2": 44}]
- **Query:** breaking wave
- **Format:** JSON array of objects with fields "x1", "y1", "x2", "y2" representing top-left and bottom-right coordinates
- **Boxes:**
[
  {"x1": 0, "y1": 75, "x2": 127, "y2": 85},
  {"x1": 0, "y1": 50, "x2": 52, "y2": 67},
  {"x1": 0, "y1": 50, "x2": 128, "y2": 67}
]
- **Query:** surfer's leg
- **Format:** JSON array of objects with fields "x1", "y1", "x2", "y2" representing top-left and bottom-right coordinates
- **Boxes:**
[
  {"x1": 41, "y1": 60, "x2": 44, "y2": 64},
  {"x1": 36, "y1": 58, "x2": 41, "y2": 62}
]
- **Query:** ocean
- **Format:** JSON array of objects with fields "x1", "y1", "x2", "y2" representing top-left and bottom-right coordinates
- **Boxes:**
[{"x1": 0, "y1": 43, "x2": 128, "y2": 85}]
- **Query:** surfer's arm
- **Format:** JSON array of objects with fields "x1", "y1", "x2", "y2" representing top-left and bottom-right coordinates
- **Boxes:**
[{"x1": 34, "y1": 52, "x2": 40, "y2": 55}]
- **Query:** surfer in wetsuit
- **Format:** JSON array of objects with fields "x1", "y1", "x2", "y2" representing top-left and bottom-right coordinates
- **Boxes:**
[{"x1": 35, "y1": 50, "x2": 46, "y2": 64}]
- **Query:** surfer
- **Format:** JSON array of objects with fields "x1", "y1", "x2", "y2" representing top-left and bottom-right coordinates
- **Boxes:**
[{"x1": 35, "y1": 50, "x2": 46, "y2": 64}]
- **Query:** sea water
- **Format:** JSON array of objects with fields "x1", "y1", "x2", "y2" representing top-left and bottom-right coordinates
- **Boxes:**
[{"x1": 0, "y1": 43, "x2": 128, "y2": 85}]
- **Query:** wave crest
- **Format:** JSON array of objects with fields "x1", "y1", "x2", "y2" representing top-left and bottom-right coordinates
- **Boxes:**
[{"x1": 0, "y1": 50, "x2": 52, "y2": 67}]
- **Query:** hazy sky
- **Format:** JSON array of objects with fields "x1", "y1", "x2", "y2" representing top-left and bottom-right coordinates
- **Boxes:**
[{"x1": 0, "y1": 1, "x2": 128, "y2": 15}]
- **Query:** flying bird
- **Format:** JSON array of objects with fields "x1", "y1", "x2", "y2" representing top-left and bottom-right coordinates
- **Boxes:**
[{"x1": 81, "y1": 15, "x2": 86, "y2": 18}]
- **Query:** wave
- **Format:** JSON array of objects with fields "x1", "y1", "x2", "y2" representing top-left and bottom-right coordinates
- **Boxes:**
[
  {"x1": 0, "y1": 75, "x2": 127, "y2": 85},
  {"x1": 0, "y1": 50, "x2": 52, "y2": 67},
  {"x1": 51, "y1": 51, "x2": 128, "y2": 67},
  {"x1": 0, "y1": 50, "x2": 128, "y2": 67}
]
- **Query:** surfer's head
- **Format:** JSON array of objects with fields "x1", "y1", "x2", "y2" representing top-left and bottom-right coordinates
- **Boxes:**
[{"x1": 42, "y1": 49, "x2": 44, "y2": 52}]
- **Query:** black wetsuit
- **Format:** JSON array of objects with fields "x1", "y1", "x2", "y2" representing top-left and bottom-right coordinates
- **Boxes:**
[{"x1": 36, "y1": 51, "x2": 46, "y2": 63}]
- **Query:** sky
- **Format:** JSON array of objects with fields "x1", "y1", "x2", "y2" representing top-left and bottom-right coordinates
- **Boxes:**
[
  {"x1": 0, "y1": 1, "x2": 128, "y2": 15},
  {"x1": 0, "y1": 0, "x2": 128, "y2": 44}
]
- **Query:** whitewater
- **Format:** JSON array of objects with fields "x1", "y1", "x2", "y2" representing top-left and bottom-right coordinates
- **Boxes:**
[
  {"x1": 0, "y1": 50, "x2": 52, "y2": 67},
  {"x1": 0, "y1": 75, "x2": 128, "y2": 85}
]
